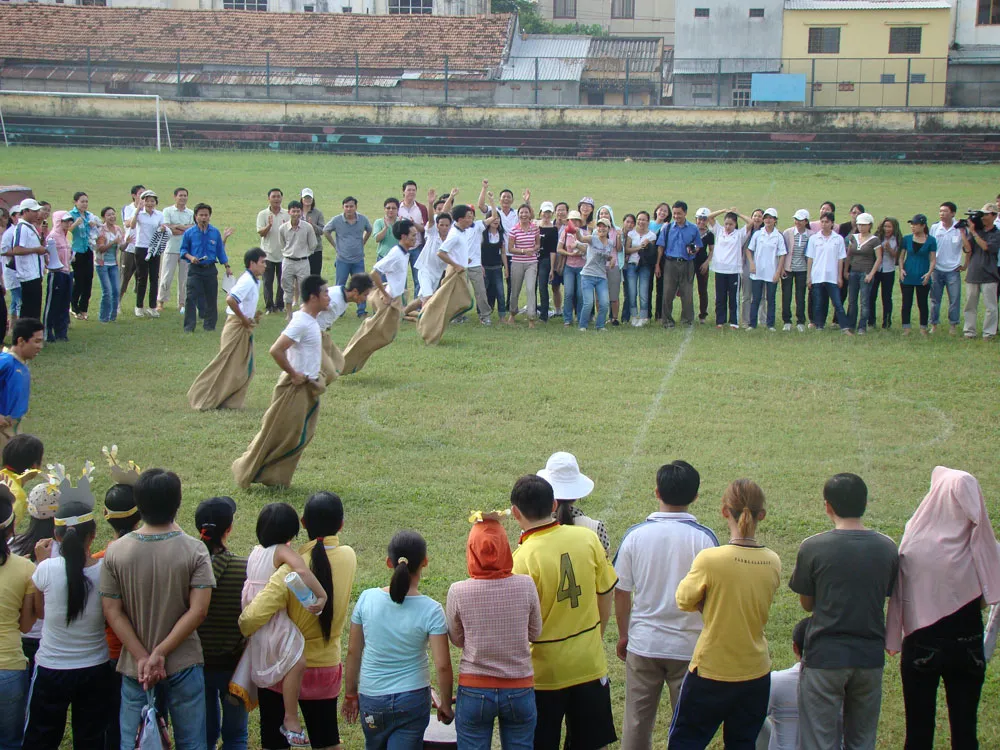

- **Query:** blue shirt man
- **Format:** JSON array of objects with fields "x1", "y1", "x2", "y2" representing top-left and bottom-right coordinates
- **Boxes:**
[
  {"x1": 180, "y1": 203, "x2": 233, "y2": 333},
  {"x1": 656, "y1": 216, "x2": 703, "y2": 261},
  {"x1": 655, "y1": 202, "x2": 703, "y2": 327},
  {"x1": 0, "y1": 352, "x2": 30, "y2": 422},
  {"x1": 180, "y1": 224, "x2": 229, "y2": 266}
]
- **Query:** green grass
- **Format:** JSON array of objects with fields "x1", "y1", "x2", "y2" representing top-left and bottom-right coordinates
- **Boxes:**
[{"x1": 3, "y1": 147, "x2": 999, "y2": 749}]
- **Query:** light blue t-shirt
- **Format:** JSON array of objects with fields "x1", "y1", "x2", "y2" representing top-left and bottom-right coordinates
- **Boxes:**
[{"x1": 350, "y1": 587, "x2": 447, "y2": 697}]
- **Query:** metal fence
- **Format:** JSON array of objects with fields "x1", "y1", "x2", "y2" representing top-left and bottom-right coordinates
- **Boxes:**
[{"x1": 2, "y1": 47, "x2": 1000, "y2": 108}]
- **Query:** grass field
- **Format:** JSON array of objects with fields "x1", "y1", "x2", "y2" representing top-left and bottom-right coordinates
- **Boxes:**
[{"x1": 3, "y1": 147, "x2": 1000, "y2": 749}]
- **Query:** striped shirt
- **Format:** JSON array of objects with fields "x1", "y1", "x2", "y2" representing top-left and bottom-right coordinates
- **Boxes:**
[
  {"x1": 198, "y1": 549, "x2": 248, "y2": 670},
  {"x1": 508, "y1": 225, "x2": 540, "y2": 262}
]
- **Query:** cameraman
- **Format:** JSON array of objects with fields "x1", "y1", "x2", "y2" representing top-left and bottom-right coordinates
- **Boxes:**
[{"x1": 961, "y1": 202, "x2": 1000, "y2": 339}]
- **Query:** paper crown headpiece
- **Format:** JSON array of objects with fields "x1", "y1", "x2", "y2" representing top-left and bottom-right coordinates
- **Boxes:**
[
  {"x1": 46, "y1": 462, "x2": 96, "y2": 512},
  {"x1": 102, "y1": 445, "x2": 141, "y2": 487}
]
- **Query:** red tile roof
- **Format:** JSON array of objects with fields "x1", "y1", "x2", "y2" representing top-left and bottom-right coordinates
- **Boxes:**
[{"x1": 0, "y1": 6, "x2": 514, "y2": 71}]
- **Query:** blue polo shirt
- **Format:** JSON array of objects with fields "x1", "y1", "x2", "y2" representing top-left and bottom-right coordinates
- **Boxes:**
[
  {"x1": 656, "y1": 220, "x2": 702, "y2": 261},
  {"x1": 67, "y1": 207, "x2": 94, "y2": 254},
  {"x1": 0, "y1": 352, "x2": 30, "y2": 420},
  {"x1": 180, "y1": 224, "x2": 229, "y2": 266}
]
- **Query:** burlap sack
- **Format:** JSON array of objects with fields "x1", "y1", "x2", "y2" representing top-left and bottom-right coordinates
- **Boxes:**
[
  {"x1": 188, "y1": 315, "x2": 255, "y2": 411},
  {"x1": 340, "y1": 293, "x2": 402, "y2": 375},
  {"x1": 320, "y1": 330, "x2": 345, "y2": 385},
  {"x1": 416, "y1": 266, "x2": 472, "y2": 345},
  {"x1": 231, "y1": 373, "x2": 326, "y2": 489}
]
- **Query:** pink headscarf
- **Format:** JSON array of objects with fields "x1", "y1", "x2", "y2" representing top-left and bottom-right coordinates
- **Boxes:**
[
  {"x1": 885, "y1": 466, "x2": 1000, "y2": 651},
  {"x1": 48, "y1": 211, "x2": 72, "y2": 270}
]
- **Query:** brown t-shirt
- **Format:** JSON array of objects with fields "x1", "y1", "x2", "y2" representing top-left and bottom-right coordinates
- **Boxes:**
[
  {"x1": 99, "y1": 530, "x2": 216, "y2": 679},
  {"x1": 848, "y1": 235, "x2": 881, "y2": 274}
]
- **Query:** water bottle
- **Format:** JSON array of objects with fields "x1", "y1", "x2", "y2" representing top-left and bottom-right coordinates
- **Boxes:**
[{"x1": 284, "y1": 572, "x2": 318, "y2": 609}]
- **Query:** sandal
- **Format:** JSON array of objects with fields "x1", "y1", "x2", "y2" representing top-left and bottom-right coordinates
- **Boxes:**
[{"x1": 279, "y1": 725, "x2": 310, "y2": 747}]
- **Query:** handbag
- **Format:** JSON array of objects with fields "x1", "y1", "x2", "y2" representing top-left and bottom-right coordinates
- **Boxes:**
[{"x1": 134, "y1": 690, "x2": 171, "y2": 749}]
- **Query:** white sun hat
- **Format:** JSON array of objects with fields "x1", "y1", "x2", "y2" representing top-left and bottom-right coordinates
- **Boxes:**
[{"x1": 537, "y1": 452, "x2": 594, "y2": 501}]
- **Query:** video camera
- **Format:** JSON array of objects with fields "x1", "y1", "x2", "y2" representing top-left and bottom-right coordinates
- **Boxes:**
[{"x1": 956, "y1": 210, "x2": 985, "y2": 232}]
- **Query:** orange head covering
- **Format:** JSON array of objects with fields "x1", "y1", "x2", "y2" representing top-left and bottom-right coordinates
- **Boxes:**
[{"x1": 466, "y1": 518, "x2": 513, "y2": 580}]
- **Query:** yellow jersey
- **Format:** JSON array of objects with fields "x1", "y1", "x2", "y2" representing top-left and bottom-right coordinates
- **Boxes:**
[{"x1": 512, "y1": 522, "x2": 618, "y2": 690}]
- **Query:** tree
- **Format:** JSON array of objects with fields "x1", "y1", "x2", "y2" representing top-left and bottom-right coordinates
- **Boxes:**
[{"x1": 492, "y1": 0, "x2": 606, "y2": 36}]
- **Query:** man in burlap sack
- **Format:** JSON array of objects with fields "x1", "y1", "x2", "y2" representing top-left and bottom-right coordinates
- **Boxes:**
[
  {"x1": 232, "y1": 275, "x2": 330, "y2": 489},
  {"x1": 188, "y1": 248, "x2": 267, "y2": 410},
  {"x1": 416, "y1": 205, "x2": 476, "y2": 345},
  {"x1": 340, "y1": 219, "x2": 416, "y2": 375},
  {"x1": 318, "y1": 273, "x2": 374, "y2": 384}
]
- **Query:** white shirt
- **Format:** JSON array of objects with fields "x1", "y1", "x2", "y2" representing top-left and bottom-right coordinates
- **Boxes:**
[
  {"x1": 766, "y1": 663, "x2": 801, "y2": 750},
  {"x1": 711, "y1": 223, "x2": 746, "y2": 275},
  {"x1": 497, "y1": 207, "x2": 518, "y2": 236},
  {"x1": 12, "y1": 221, "x2": 43, "y2": 282},
  {"x1": 1, "y1": 225, "x2": 19, "y2": 290},
  {"x1": 627, "y1": 230, "x2": 656, "y2": 265},
  {"x1": 134, "y1": 208, "x2": 164, "y2": 248},
  {"x1": 162, "y1": 206, "x2": 194, "y2": 255},
  {"x1": 226, "y1": 270, "x2": 260, "y2": 318},
  {"x1": 121, "y1": 203, "x2": 137, "y2": 253},
  {"x1": 398, "y1": 202, "x2": 424, "y2": 245},
  {"x1": 930, "y1": 221, "x2": 963, "y2": 272},
  {"x1": 614, "y1": 511, "x2": 719, "y2": 660},
  {"x1": 440, "y1": 225, "x2": 469, "y2": 268},
  {"x1": 880, "y1": 235, "x2": 898, "y2": 272},
  {"x1": 372, "y1": 245, "x2": 408, "y2": 299},
  {"x1": 282, "y1": 310, "x2": 322, "y2": 381},
  {"x1": 33, "y1": 558, "x2": 109, "y2": 669},
  {"x1": 316, "y1": 285, "x2": 348, "y2": 330},
  {"x1": 415, "y1": 229, "x2": 448, "y2": 279},
  {"x1": 806, "y1": 231, "x2": 847, "y2": 285},
  {"x1": 464, "y1": 220, "x2": 488, "y2": 267},
  {"x1": 748, "y1": 227, "x2": 787, "y2": 282},
  {"x1": 257, "y1": 207, "x2": 291, "y2": 263}
]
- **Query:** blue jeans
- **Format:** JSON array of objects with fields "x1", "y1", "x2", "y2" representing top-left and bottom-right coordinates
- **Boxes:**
[
  {"x1": 930, "y1": 268, "x2": 961, "y2": 326},
  {"x1": 204, "y1": 668, "x2": 248, "y2": 750},
  {"x1": 623, "y1": 264, "x2": 639, "y2": 322},
  {"x1": 637, "y1": 265, "x2": 654, "y2": 318},
  {"x1": 484, "y1": 266, "x2": 507, "y2": 317},
  {"x1": 96, "y1": 265, "x2": 120, "y2": 322},
  {"x1": 0, "y1": 668, "x2": 28, "y2": 750},
  {"x1": 580, "y1": 275, "x2": 610, "y2": 329},
  {"x1": 358, "y1": 686, "x2": 431, "y2": 750},
  {"x1": 335, "y1": 259, "x2": 367, "y2": 315},
  {"x1": 409, "y1": 246, "x2": 422, "y2": 298},
  {"x1": 846, "y1": 270, "x2": 874, "y2": 332},
  {"x1": 812, "y1": 282, "x2": 848, "y2": 330},
  {"x1": 562, "y1": 266, "x2": 584, "y2": 325},
  {"x1": 7, "y1": 288, "x2": 20, "y2": 317},
  {"x1": 749, "y1": 280, "x2": 776, "y2": 328},
  {"x1": 456, "y1": 686, "x2": 536, "y2": 750},
  {"x1": 120, "y1": 666, "x2": 207, "y2": 750}
]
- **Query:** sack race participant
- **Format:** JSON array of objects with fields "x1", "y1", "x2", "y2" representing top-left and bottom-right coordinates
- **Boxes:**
[
  {"x1": 188, "y1": 249, "x2": 267, "y2": 411},
  {"x1": 317, "y1": 274, "x2": 374, "y2": 385},
  {"x1": 232, "y1": 275, "x2": 330, "y2": 489},
  {"x1": 417, "y1": 209, "x2": 475, "y2": 346},
  {"x1": 340, "y1": 219, "x2": 416, "y2": 375}
]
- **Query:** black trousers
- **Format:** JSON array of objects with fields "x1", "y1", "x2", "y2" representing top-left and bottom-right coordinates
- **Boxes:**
[
  {"x1": 134, "y1": 250, "x2": 160, "y2": 309},
  {"x1": 901, "y1": 284, "x2": 929, "y2": 328},
  {"x1": 43, "y1": 271, "x2": 72, "y2": 341},
  {"x1": 308, "y1": 249, "x2": 323, "y2": 276},
  {"x1": 262, "y1": 260, "x2": 284, "y2": 312},
  {"x1": 184, "y1": 263, "x2": 219, "y2": 332},
  {"x1": 715, "y1": 273, "x2": 739, "y2": 325},
  {"x1": 20, "y1": 277, "x2": 42, "y2": 320},
  {"x1": 0, "y1": 289, "x2": 7, "y2": 347},
  {"x1": 653, "y1": 258, "x2": 665, "y2": 320},
  {"x1": 70, "y1": 250, "x2": 94, "y2": 314},
  {"x1": 782, "y1": 270, "x2": 808, "y2": 325},
  {"x1": 537, "y1": 254, "x2": 551, "y2": 321},
  {"x1": 23, "y1": 661, "x2": 116, "y2": 749},
  {"x1": 868, "y1": 270, "x2": 895, "y2": 328},
  {"x1": 669, "y1": 669, "x2": 770, "y2": 749},
  {"x1": 901, "y1": 630, "x2": 985, "y2": 750},
  {"x1": 695, "y1": 267, "x2": 710, "y2": 320}
]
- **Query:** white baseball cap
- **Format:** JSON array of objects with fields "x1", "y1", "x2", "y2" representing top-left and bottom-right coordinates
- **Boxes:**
[
  {"x1": 9, "y1": 202, "x2": 21, "y2": 214},
  {"x1": 537, "y1": 452, "x2": 594, "y2": 501},
  {"x1": 856, "y1": 213, "x2": 875, "y2": 226},
  {"x1": 139, "y1": 190, "x2": 157, "y2": 200},
  {"x1": 539, "y1": 201, "x2": 555, "y2": 213},
  {"x1": 763, "y1": 207, "x2": 778, "y2": 218},
  {"x1": 793, "y1": 209, "x2": 810, "y2": 221},
  {"x1": 18, "y1": 199, "x2": 41, "y2": 211},
  {"x1": 695, "y1": 207, "x2": 710, "y2": 219},
  {"x1": 301, "y1": 188, "x2": 314, "y2": 198}
]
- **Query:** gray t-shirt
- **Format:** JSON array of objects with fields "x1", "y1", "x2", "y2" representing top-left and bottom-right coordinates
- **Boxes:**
[
  {"x1": 582, "y1": 233, "x2": 613, "y2": 279},
  {"x1": 965, "y1": 225, "x2": 1000, "y2": 285},
  {"x1": 788, "y1": 529, "x2": 899, "y2": 669},
  {"x1": 323, "y1": 213, "x2": 372, "y2": 264}
]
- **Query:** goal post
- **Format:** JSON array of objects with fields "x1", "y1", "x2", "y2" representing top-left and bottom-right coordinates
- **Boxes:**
[{"x1": 0, "y1": 90, "x2": 170, "y2": 151}]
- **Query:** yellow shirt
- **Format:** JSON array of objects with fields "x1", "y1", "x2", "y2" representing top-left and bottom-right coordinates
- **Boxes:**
[
  {"x1": 512, "y1": 522, "x2": 618, "y2": 690},
  {"x1": 0, "y1": 468, "x2": 27, "y2": 526},
  {"x1": 0, "y1": 554, "x2": 34, "y2": 670},
  {"x1": 239, "y1": 537, "x2": 357, "y2": 668},
  {"x1": 675, "y1": 544, "x2": 781, "y2": 682}
]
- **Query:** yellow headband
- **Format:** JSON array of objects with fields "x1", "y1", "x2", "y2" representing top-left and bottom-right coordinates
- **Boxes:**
[
  {"x1": 104, "y1": 507, "x2": 138, "y2": 520},
  {"x1": 54, "y1": 512, "x2": 94, "y2": 527},
  {"x1": 0, "y1": 511, "x2": 13, "y2": 530}
]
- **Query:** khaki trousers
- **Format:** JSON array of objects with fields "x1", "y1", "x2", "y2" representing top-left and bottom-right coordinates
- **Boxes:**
[
  {"x1": 963, "y1": 281, "x2": 999, "y2": 337},
  {"x1": 621, "y1": 652, "x2": 690, "y2": 750},
  {"x1": 157, "y1": 252, "x2": 188, "y2": 307},
  {"x1": 467, "y1": 265, "x2": 491, "y2": 322},
  {"x1": 508, "y1": 261, "x2": 538, "y2": 318}
]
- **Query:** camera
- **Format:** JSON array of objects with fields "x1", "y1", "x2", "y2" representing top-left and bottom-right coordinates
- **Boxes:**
[{"x1": 956, "y1": 210, "x2": 985, "y2": 232}]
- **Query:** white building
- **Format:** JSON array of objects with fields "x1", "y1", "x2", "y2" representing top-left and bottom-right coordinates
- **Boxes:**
[{"x1": 950, "y1": 0, "x2": 1000, "y2": 105}]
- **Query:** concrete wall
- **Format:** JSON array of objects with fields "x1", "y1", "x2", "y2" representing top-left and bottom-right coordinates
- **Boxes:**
[
  {"x1": 955, "y1": 0, "x2": 1000, "y2": 47},
  {"x1": 535, "y1": 0, "x2": 675, "y2": 45},
  {"x1": 5, "y1": 92, "x2": 1000, "y2": 132},
  {"x1": 674, "y1": 0, "x2": 783, "y2": 60},
  {"x1": 494, "y1": 81, "x2": 581, "y2": 106}
]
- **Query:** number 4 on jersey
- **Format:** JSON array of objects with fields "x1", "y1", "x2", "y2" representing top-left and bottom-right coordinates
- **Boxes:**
[{"x1": 557, "y1": 552, "x2": 582, "y2": 609}]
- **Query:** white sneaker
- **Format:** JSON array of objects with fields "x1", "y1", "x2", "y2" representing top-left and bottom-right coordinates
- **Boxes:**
[
  {"x1": 782, "y1": 323, "x2": 792, "y2": 331},
  {"x1": 797, "y1": 324, "x2": 805, "y2": 332},
  {"x1": 519, "y1": 306, "x2": 528, "y2": 315},
  {"x1": 630, "y1": 319, "x2": 640, "y2": 327},
  {"x1": 179, "y1": 306, "x2": 185, "y2": 314},
  {"x1": 134, "y1": 307, "x2": 144, "y2": 318},
  {"x1": 578, "y1": 327, "x2": 586, "y2": 332},
  {"x1": 147, "y1": 309, "x2": 160, "y2": 318},
  {"x1": 768, "y1": 327, "x2": 776, "y2": 332}
]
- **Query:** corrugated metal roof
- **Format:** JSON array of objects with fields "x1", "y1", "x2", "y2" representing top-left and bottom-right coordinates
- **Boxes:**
[
  {"x1": 785, "y1": 0, "x2": 950, "y2": 9},
  {"x1": 588, "y1": 37, "x2": 661, "y2": 61},
  {"x1": 500, "y1": 34, "x2": 589, "y2": 81},
  {"x1": 949, "y1": 45, "x2": 1000, "y2": 64}
]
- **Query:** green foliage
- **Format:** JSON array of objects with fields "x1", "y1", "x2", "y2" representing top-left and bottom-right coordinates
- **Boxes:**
[{"x1": 493, "y1": 0, "x2": 607, "y2": 36}]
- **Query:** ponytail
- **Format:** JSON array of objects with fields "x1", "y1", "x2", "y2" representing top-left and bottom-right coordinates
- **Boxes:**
[
  {"x1": 310, "y1": 538, "x2": 333, "y2": 642},
  {"x1": 737, "y1": 507, "x2": 755, "y2": 540},
  {"x1": 387, "y1": 530, "x2": 427, "y2": 605},
  {"x1": 301, "y1": 491, "x2": 344, "y2": 643},
  {"x1": 555, "y1": 501, "x2": 575, "y2": 527},
  {"x1": 722, "y1": 479, "x2": 766, "y2": 540},
  {"x1": 198, "y1": 523, "x2": 227, "y2": 556},
  {"x1": 58, "y1": 520, "x2": 96, "y2": 625}
]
